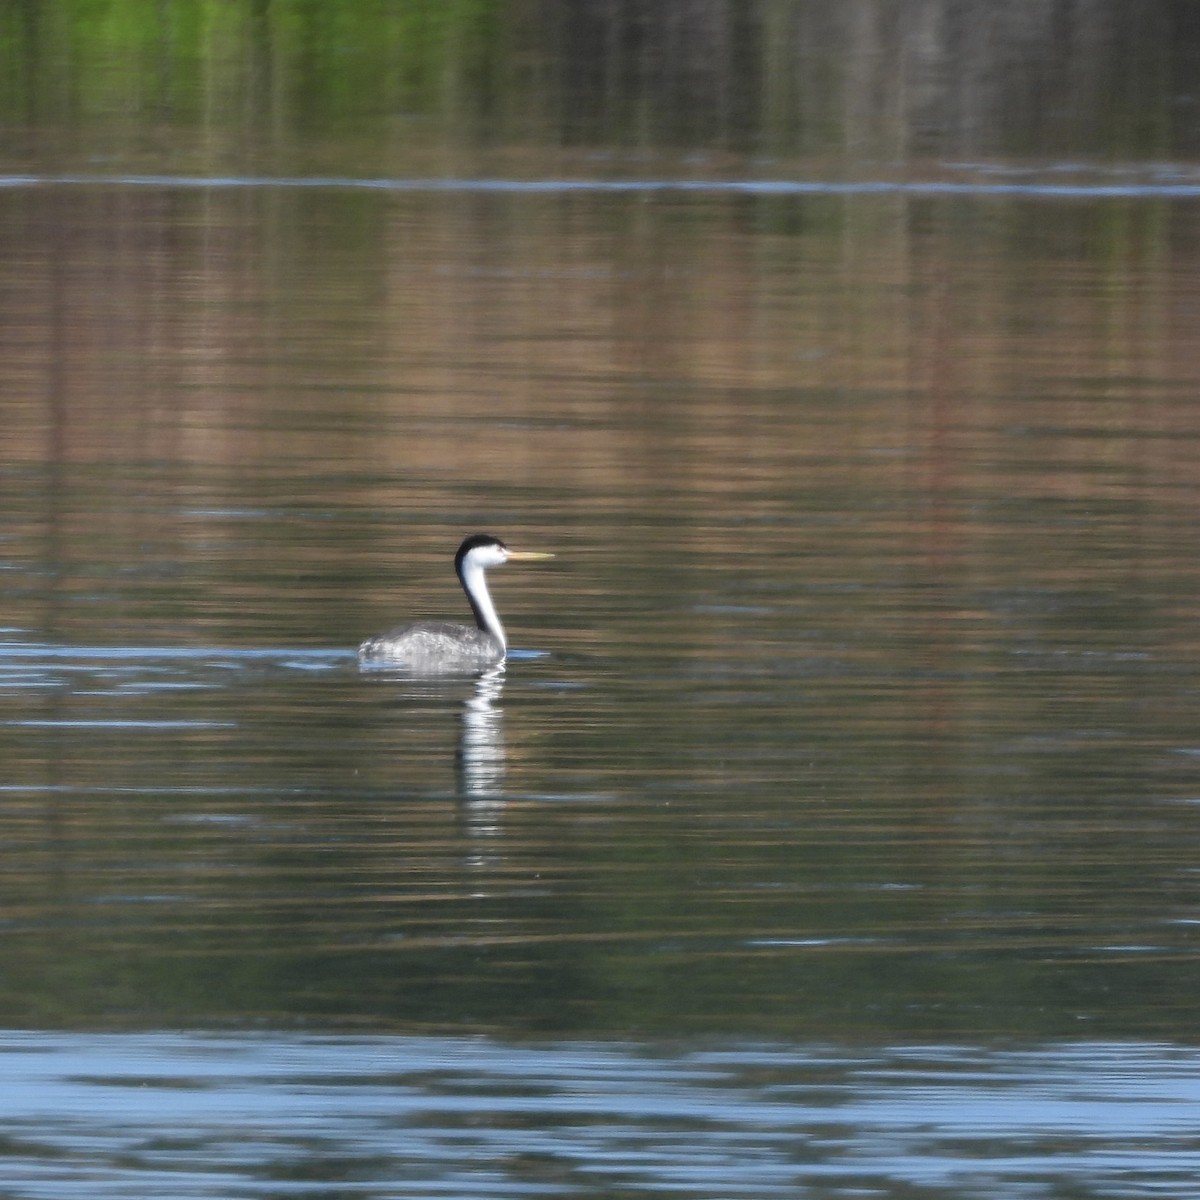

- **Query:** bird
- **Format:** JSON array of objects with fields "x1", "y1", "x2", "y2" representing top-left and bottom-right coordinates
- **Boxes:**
[{"x1": 358, "y1": 533, "x2": 553, "y2": 673}]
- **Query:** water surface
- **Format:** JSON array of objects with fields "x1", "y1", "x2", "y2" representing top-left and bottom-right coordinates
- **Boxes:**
[
  {"x1": 5, "y1": 1032, "x2": 1200, "y2": 1199},
  {"x1": 3, "y1": 10, "x2": 1200, "y2": 1191}
]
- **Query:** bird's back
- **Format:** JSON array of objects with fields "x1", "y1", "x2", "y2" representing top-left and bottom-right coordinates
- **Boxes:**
[{"x1": 357, "y1": 621, "x2": 503, "y2": 673}]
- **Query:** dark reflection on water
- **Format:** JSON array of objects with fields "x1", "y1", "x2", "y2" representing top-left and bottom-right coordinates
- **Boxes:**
[
  {"x1": 1, "y1": 1031, "x2": 1198, "y2": 1199},
  {"x1": 0, "y1": 554, "x2": 1198, "y2": 1043}
]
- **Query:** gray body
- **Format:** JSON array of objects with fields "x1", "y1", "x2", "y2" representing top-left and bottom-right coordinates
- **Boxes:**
[{"x1": 357, "y1": 621, "x2": 503, "y2": 673}]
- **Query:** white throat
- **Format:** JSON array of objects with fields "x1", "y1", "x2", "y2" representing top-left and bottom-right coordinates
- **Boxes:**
[{"x1": 461, "y1": 556, "x2": 506, "y2": 650}]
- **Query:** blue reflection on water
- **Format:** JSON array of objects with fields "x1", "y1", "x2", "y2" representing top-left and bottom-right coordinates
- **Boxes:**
[
  {"x1": 6, "y1": 173, "x2": 1200, "y2": 199},
  {"x1": 0, "y1": 1032, "x2": 1195, "y2": 1199},
  {"x1": 0, "y1": 644, "x2": 353, "y2": 663}
]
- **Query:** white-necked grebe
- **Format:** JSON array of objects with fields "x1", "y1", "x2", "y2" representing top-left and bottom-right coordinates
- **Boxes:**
[{"x1": 358, "y1": 533, "x2": 553, "y2": 672}]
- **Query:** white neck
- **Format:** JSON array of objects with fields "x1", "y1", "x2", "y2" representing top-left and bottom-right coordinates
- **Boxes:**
[{"x1": 461, "y1": 557, "x2": 506, "y2": 649}]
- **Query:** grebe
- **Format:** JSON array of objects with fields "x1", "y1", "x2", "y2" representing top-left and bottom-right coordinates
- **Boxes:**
[{"x1": 358, "y1": 533, "x2": 553, "y2": 672}]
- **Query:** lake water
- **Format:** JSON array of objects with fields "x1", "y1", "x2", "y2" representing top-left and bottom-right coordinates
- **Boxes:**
[
  {"x1": 4, "y1": 6, "x2": 1200, "y2": 1196},
  {"x1": 4, "y1": 1032, "x2": 1199, "y2": 1198}
]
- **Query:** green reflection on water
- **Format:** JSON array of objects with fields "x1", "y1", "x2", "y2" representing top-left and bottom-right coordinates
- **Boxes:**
[{"x1": 1, "y1": 1, "x2": 1193, "y2": 171}]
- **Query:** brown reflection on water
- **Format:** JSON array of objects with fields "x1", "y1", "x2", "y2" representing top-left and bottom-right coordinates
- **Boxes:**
[
  {"x1": 4, "y1": 180, "x2": 1199, "y2": 677},
  {"x1": 3, "y1": 190, "x2": 1195, "y2": 635},
  {"x1": 7, "y1": 185, "x2": 1198, "y2": 471}
]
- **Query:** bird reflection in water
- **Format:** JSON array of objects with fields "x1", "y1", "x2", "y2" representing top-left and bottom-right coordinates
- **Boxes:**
[{"x1": 457, "y1": 664, "x2": 508, "y2": 842}]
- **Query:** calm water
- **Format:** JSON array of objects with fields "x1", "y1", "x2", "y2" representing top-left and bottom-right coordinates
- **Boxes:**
[
  {"x1": 3, "y1": 9, "x2": 1200, "y2": 1190},
  {"x1": 1, "y1": 172, "x2": 1199, "y2": 1195}
]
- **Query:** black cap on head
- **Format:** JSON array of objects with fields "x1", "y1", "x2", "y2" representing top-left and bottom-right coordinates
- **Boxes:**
[{"x1": 455, "y1": 533, "x2": 506, "y2": 572}]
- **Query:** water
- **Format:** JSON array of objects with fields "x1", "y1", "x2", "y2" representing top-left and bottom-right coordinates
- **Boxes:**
[
  {"x1": 5, "y1": 6, "x2": 1200, "y2": 1196},
  {"x1": 4, "y1": 174, "x2": 1200, "y2": 1194},
  {"x1": 1, "y1": 1032, "x2": 1197, "y2": 1199}
]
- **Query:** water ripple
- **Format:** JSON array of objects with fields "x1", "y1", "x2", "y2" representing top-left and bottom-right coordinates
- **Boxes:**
[{"x1": 0, "y1": 1033, "x2": 1195, "y2": 1199}]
